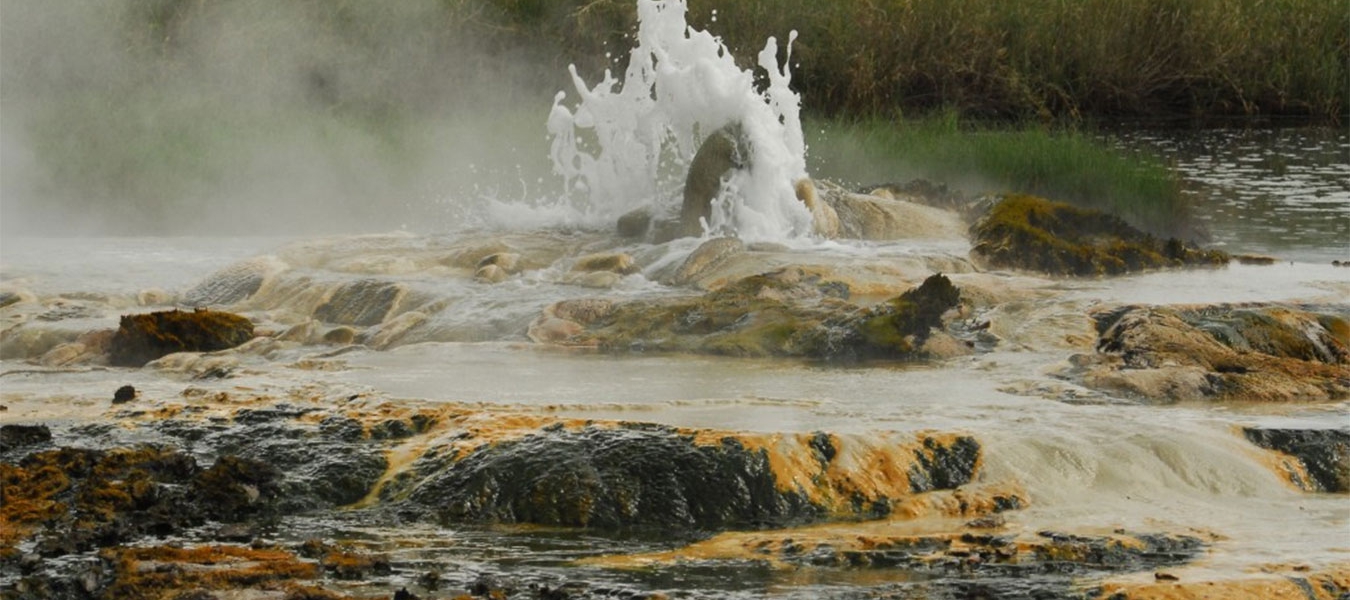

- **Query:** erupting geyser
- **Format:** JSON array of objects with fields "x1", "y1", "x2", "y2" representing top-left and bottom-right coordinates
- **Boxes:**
[{"x1": 547, "y1": 0, "x2": 813, "y2": 240}]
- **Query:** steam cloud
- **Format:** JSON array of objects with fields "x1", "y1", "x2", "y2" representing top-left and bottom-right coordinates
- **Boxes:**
[{"x1": 1, "y1": 0, "x2": 564, "y2": 236}]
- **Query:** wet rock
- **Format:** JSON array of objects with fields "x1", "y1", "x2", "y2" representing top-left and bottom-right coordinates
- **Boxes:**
[
  {"x1": 113, "y1": 385, "x2": 137, "y2": 404},
  {"x1": 1243, "y1": 428, "x2": 1350, "y2": 493},
  {"x1": 319, "y1": 548, "x2": 391, "y2": 580},
  {"x1": 543, "y1": 270, "x2": 961, "y2": 362},
  {"x1": 313, "y1": 279, "x2": 406, "y2": 326},
  {"x1": 664, "y1": 237, "x2": 746, "y2": 287},
  {"x1": 571, "y1": 253, "x2": 639, "y2": 275},
  {"x1": 680, "y1": 124, "x2": 746, "y2": 238},
  {"x1": 109, "y1": 309, "x2": 255, "y2": 367},
  {"x1": 192, "y1": 455, "x2": 283, "y2": 522},
  {"x1": 794, "y1": 178, "x2": 841, "y2": 238},
  {"x1": 970, "y1": 194, "x2": 1229, "y2": 276},
  {"x1": 322, "y1": 326, "x2": 358, "y2": 345},
  {"x1": 816, "y1": 180, "x2": 967, "y2": 241},
  {"x1": 194, "y1": 420, "x2": 388, "y2": 511},
  {"x1": 183, "y1": 256, "x2": 284, "y2": 307},
  {"x1": 617, "y1": 206, "x2": 654, "y2": 238},
  {"x1": 394, "y1": 424, "x2": 817, "y2": 531},
  {"x1": 0, "y1": 424, "x2": 51, "y2": 452},
  {"x1": 0, "y1": 290, "x2": 23, "y2": 308},
  {"x1": 474, "y1": 263, "x2": 509, "y2": 283},
  {"x1": 1067, "y1": 304, "x2": 1349, "y2": 403},
  {"x1": 3, "y1": 446, "x2": 205, "y2": 555},
  {"x1": 797, "y1": 273, "x2": 962, "y2": 361},
  {"x1": 1233, "y1": 253, "x2": 1278, "y2": 265},
  {"x1": 387, "y1": 424, "x2": 982, "y2": 533}
]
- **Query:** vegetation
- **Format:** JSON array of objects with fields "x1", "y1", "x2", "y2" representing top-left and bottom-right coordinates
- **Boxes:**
[
  {"x1": 970, "y1": 194, "x2": 1229, "y2": 277},
  {"x1": 806, "y1": 114, "x2": 1193, "y2": 238},
  {"x1": 535, "y1": 0, "x2": 1349, "y2": 123},
  {"x1": 8, "y1": 0, "x2": 1340, "y2": 235}
]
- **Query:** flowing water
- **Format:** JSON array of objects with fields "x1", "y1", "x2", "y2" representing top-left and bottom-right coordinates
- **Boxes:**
[{"x1": 2, "y1": 1, "x2": 1349, "y2": 598}]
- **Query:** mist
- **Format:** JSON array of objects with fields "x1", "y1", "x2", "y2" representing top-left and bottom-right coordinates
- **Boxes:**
[{"x1": 0, "y1": 0, "x2": 568, "y2": 237}]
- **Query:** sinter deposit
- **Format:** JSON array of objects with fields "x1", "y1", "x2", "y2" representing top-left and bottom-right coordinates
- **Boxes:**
[{"x1": 2, "y1": 1, "x2": 1347, "y2": 599}]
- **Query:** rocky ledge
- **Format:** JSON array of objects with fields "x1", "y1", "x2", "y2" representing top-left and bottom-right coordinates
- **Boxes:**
[
  {"x1": 530, "y1": 269, "x2": 967, "y2": 362},
  {"x1": 1058, "y1": 304, "x2": 1349, "y2": 403}
]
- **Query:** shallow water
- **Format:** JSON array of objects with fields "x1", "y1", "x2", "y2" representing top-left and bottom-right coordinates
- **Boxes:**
[
  {"x1": 1118, "y1": 127, "x2": 1350, "y2": 264},
  {"x1": 2, "y1": 2, "x2": 1348, "y2": 595},
  {"x1": 1, "y1": 226, "x2": 1347, "y2": 598}
]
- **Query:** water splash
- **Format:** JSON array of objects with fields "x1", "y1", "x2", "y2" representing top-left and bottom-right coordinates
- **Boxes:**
[{"x1": 546, "y1": 0, "x2": 812, "y2": 240}]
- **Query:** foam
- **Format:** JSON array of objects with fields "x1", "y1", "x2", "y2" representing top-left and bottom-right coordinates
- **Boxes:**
[{"x1": 546, "y1": 0, "x2": 812, "y2": 240}]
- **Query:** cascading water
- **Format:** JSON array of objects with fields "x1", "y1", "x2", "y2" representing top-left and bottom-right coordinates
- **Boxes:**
[{"x1": 546, "y1": 0, "x2": 813, "y2": 240}]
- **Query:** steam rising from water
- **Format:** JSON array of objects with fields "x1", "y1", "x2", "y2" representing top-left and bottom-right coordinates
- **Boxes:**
[
  {"x1": 547, "y1": 0, "x2": 812, "y2": 240},
  {"x1": 0, "y1": 0, "x2": 560, "y2": 236}
]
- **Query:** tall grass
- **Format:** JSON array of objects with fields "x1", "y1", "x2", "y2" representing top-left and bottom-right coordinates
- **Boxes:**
[
  {"x1": 701, "y1": 0, "x2": 1348, "y2": 122},
  {"x1": 476, "y1": 0, "x2": 1347, "y2": 123},
  {"x1": 806, "y1": 114, "x2": 1194, "y2": 238}
]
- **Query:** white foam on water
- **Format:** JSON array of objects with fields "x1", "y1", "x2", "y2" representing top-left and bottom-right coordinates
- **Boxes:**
[{"x1": 545, "y1": 0, "x2": 812, "y2": 240}]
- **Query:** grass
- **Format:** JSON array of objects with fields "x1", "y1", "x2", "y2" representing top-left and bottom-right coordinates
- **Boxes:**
[
  {"x1": 687, "y1": 0, "x2": 1348, "y2": 123},
  {"x1": 805, "y1": 114, "x2": 1194, "y2": 238}
]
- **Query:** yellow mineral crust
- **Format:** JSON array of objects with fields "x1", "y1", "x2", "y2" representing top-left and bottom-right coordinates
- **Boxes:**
[{"x1": 1095, "y1": 565, "x2": 1350, "y2": 600}]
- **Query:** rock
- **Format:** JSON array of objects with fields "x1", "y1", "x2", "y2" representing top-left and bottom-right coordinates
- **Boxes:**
[
  {"x1": 387, "y1": 424, "x2": 982, "y2": 532},
  {"x1": 541, "y1": 270, "x2": 961, "y2": 362},
  {"x1": 970, "y1": 194, "x2": 1229, "y2": 276},
  {"x1": 136, "y1": 288, "x2": 174, "y2": 306},
  {"x1": 797, "y1": 273, "x2": 962, "y2": 361},
  {"x1": 476, "y1": 252, "x2": 522, "y2": 274},
  {"x1": 680, "y1": 124, "x2": 747, "y2": 238},
  {"x1": 1067, "y1": 304, "x2": 1349, "y2": 402},
  {"x1": 818, "y1": 181, "x2": 967, "y2": 241},
  {"x1": 313, "y1": 279, "x2": 406, "y2": 326},
  {"x1": 113, "y1": 385, "x2": 137, "y2": 404},
  {"x1": 1243, "y1": 428, "x2": 1350, "y2": 493},
  {"x1": 109, "y1": 309, "x2": 255, "y2": 367},
  {"x1": 322, "y1": 326, "x2": 358, "y2": 345},
  {"x1": 182, "y1": 256, "x2": 284, "y2": 307},
  {"x1": 794, "y1": 179, "x2": 840, "y2": 238},
  {"x1": 571, "y1": 252, "x2": 638, "y2": 275},
  {"x1": 664, "y1": 237, "x2": 746, "y2": 286},
  {"x1": 191, "y1": 455, "x2": 283, "y2": 522},
  {"x1": 474, "y1": 264, "x2": 509, "y2": 283},
  {"x1": 1233, "y1": 254, "x2": 1278, "y2": 265},
  {"x1": 0, "y1": 424, "x2": 52, "y2": 452},
  {"x1": 617, "y1": 206, "x2": 654, "y2": 238}
]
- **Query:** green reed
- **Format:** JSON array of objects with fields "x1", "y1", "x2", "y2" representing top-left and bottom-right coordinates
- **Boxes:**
[
  {"x1": 480, "y1": 0, "x2": 1347, "y2": 123},
  {"x1": 806, "y1": 114, "x2": 1194, "y2": 238}
]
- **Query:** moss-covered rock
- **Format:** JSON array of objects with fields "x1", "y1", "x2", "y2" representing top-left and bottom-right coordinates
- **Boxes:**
[
  {"x1": 798, "y1": 273, "x2": 962, "y2": 361},
  {"x1": 109, "y1": 309, "x2": 254, "y2": 367},
  {"x1": 970, "y1": 194, "x2": 1228, "y2": 276}
]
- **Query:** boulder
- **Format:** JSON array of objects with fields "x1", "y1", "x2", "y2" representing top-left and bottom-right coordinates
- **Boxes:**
[
  {"x1": 108, "y1": 309, "x2": 255, "y2": 367},
  {"x1": 679, "y1": 124, "x2": 746, "y2": 238},
  {"x1": 970, "y1": 194, "x2": 1228, "y2": 276}
]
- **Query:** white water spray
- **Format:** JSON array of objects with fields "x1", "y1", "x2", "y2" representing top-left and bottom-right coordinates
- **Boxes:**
[{"x1": 546, "y1": 0, "x2": 812, "y2": 240}]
